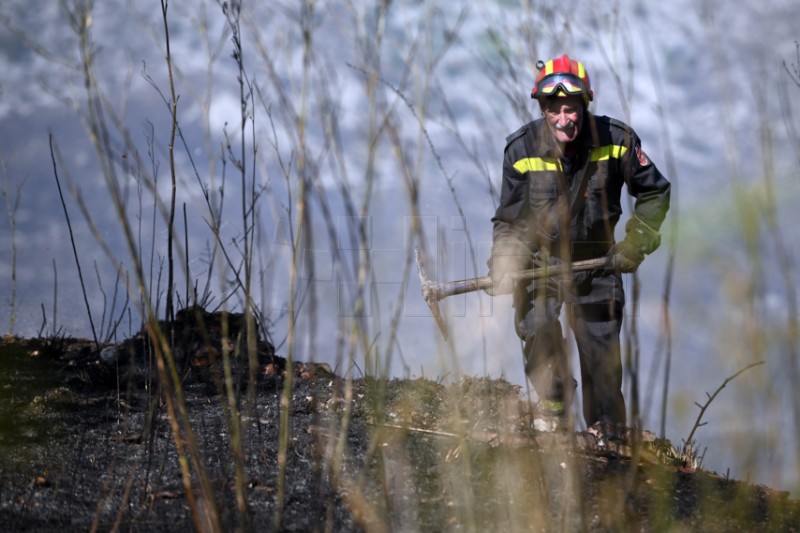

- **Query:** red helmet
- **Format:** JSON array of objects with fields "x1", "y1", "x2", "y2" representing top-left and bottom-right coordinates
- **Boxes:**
[{"x1": 532, "y1": 54, "x2": 593, "y2": 105}]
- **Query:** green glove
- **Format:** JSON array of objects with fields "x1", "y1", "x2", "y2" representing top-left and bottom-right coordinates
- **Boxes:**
[
  {"x1": 607, "y1": 216, "x2": 661, "y2": 273},
  {"x1": 607, "y1": 240, "x2": 645, "y2": 273},
  {"x1": 625, "y1": 215, "x2": 662, "y2": 254}
]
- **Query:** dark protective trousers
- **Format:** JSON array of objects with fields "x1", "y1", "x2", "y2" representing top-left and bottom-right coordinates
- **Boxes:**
[{"x1": 514, "y1": 270, "x2": 626, "y2": 426}]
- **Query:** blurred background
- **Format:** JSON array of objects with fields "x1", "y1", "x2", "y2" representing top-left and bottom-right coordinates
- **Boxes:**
[{"x1": 0, "y1": 0, "x2": 798, "y2": 495}]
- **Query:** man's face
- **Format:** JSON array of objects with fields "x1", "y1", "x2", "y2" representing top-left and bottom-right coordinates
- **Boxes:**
[{"x1": 541, "y1": 95, "x2": 584, "y2": 145}]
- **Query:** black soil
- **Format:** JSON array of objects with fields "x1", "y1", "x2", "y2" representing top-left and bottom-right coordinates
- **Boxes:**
[{"x1": 1, "y1": 309, "x2": 798, "y2": 532}]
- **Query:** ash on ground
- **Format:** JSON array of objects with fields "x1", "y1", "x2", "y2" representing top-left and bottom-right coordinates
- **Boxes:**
[{"x1": 1, "y1": 308, "x2": 798, "y2": 531}]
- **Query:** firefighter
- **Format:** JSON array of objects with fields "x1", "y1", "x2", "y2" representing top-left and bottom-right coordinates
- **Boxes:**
[{"x1": 486, "y1": 54, "x2": 670, "y2": 430}]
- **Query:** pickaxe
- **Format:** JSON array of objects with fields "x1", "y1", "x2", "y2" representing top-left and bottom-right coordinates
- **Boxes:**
[{"x1": 414, "y1": 247, "x2": 609, "y2": 340}]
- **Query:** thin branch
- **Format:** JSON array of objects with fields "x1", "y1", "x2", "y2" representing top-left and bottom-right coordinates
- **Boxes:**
[
  {"x1": 161, "y1": 0, "x2": 179, "y2": 324},
  {"x1": 684, "y1": 361, "x2": 765, "y2": 448},
  {"x1": 49, "y1": 133, "x2": 99, "y2": 348}
]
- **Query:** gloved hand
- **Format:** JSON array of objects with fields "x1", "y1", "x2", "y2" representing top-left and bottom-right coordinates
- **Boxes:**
[
  {"x1": 487, "y1": 274, "x2": 514, "y2": 296},
  {"x1": 625, "y1": 215, "x2": 662, "y2": 254},
  {"x1": 485, "y1": 241, "x2": 529, "y2": 296},
  {"x1": 606, "y1": 240, "x2": 645, "y2": 273},
  {"x1": 485, "y1": 255, "x2": 517, "y2": 296},
  {"x1": 607, "y1": 215, "x2": 661, "y2": 273}
]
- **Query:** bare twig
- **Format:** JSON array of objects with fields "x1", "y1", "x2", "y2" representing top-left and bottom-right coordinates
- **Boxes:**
[
  {"x1": 639, "y1": 29, "x2": 680, "y2": 439},
  {"x1": 51, "y1": 259, "x2": 58, "y2": 337},
  {"x1": 684, "y1": 361, "x2": 765, "y2": 449},
  {"x1": 49, "y1": 133, "x2": 99, "y2": 349},
  {"x1": 782, "y1": 41, "x2": 800, "y2": 88},
  {"x1": 161, "y1": 0, "x2": 179, "y2": 324},
  {"x1": 38, "y1": 303, "x2": 47, "y2": 339},
  {"x1": 0, "y1": 154, "x2": 25, "y2": 335}
]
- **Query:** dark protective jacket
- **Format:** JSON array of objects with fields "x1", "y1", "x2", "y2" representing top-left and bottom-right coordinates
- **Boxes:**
[{"x1": 491, "y1": 112, "x2": 671, "y2": 265}]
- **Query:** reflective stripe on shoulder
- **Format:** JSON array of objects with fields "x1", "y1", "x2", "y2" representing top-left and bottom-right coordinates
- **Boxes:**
[
  {"x1": 590, "y1": 144, "x2": 627, "y2": 161},
  {"x1": 513, "y1": 157, "x2": 561, "y2": 173},
  {"x1": 514, "y1": 146, "x2": 625, "y2": 174}
]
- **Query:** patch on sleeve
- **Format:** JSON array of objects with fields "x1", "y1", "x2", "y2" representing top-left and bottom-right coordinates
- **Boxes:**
[{"x1": 635, "y1": 145, "x2": 649, "y2": 166}]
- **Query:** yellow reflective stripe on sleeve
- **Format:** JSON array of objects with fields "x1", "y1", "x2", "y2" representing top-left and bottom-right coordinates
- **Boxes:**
[
  {"x1": 590, "y1": 145, "x2": 627, "y2": 161},
  {"x1": 513, "y1": 157, "x2": 561, "y2": 173}
]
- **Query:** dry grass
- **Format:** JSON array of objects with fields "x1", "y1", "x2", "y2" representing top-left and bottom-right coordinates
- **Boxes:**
[{"x1": 0, "y1": 1, "x2": 798, "y2": 530}]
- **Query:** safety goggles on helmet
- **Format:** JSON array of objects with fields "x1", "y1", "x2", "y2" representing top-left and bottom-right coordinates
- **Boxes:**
[
  {"x1": 534, "y1": 73, "x2": 587, "y2": 98},
  {"x1": 531, "y1": 55, "x2": 594, "y2": 104}
]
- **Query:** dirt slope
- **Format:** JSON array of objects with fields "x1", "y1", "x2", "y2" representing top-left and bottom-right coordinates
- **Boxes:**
[{"x1": 1, "y1": 328, "x2": 798, "y2": 532}]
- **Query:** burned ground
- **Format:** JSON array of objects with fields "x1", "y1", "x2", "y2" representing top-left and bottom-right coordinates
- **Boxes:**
[{"x1": 1, "y1": 318, "x2": 799, "y2": 532}]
